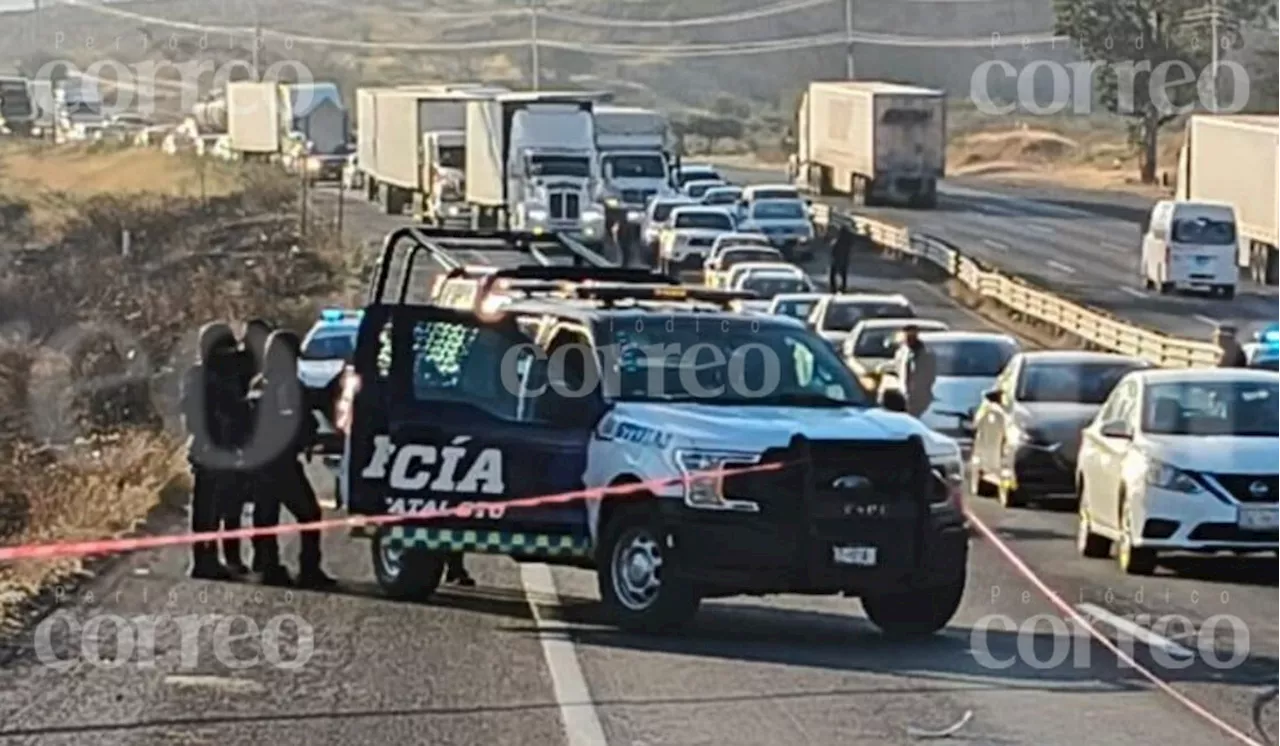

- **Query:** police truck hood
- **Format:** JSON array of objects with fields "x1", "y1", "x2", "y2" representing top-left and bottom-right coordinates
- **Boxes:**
[
  {"x1": 297, "y1": 359, "x2": 346, "y2": 389},
  {"x1": 607, "y1": 401, "x2": 959, "y2": 459}
]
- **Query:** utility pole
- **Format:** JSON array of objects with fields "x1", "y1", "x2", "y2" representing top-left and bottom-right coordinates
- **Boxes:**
[
  {"x1": 530, "y1": 0, "x2": 540, "y2": 91},
  {"x1": 251, "y1": 0, "x2": 262, "y2": 79},
  {"x1": 844, "y1": 0, "x2": 855, "y2": 79},
  {"x1": 1208, "y1": 0, "x2": 1219, "y2": 112}
]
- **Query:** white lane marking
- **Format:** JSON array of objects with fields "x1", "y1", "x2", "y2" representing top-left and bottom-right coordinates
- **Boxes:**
[
  {"x1": 1194, "y1": 314, "x2": 1219, "y2": 327},
  {"x1": 965, "y1": 510, "x2": 1265, "y2": 746},
  {"x1": 519, "y1": 564, "x2": 609, "y2": 746},
  {"x1": 1119, "y1": 286, "x2": 1147, "y2": 299},
  {"x1": 982, "y1": 238, "x2": 1010, "y2": 251},
  {"x1": 1023, "y1": 222, "x2": 1054, "y2": 235},
  {"x1": 467, "y1": 250, "x2": 492, "y2": 266},
  {"x1": 1104, "y1": 242, "x2": 1131, "y2": 254},
  {"x1": 1076, "y1": 603, "x2": 1196, "y2": 660},
  {"x1": 1047, "y1": 260, "x2": 1076, "y2": 274}
]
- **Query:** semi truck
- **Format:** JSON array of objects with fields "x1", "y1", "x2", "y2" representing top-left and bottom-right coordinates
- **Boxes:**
[
  {"x1": 791, "y1": 81, "x2": 946, "y2": 208},
  {"x1": 593, "y1": 105, "x2": 676, "y2": 251},
  {"x1": 0, "y1": 75, "x2": 35, "y2": 136},
  {"x1": 226, "y1": 81, "x2": 349, "y2": 179},
  {"x1": 465, "y1": 90, "x2": 613, "y2": 246},
  {"x1": 1174, "y1": 115, "x2": 1278, "y2": 285},
  {"x1": 356, "y1": 85, "x2": 506, "y2": 221}
]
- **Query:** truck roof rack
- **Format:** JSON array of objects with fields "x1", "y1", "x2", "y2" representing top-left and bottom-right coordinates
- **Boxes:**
[
  {"x1": 445, "y1": 265, "x2": 678, "y2": 285},
  {"x1": 537, "y1": 282, "x2": 759, "y2": 310},
  {"x1": 368, "y1": 226, "x2": 613, "y2": 305}
]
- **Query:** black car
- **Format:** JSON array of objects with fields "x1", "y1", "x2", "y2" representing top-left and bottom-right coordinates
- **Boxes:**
[{"x1": 969, "y1": 351, "x2": 1150, "y2": 508}]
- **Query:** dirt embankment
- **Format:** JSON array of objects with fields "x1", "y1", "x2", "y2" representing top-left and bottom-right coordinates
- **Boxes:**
[{"x1": 0, "y1": 143, "x2": 349, "y2": 627}]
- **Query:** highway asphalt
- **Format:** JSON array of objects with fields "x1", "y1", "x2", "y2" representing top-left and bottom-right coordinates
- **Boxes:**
[
  {"x1": 717, "y1": 165, "x2": 1279, "y2": 343},
  {"x1": 0, "y1": 186, "x2": 1273, "y2": 746}
]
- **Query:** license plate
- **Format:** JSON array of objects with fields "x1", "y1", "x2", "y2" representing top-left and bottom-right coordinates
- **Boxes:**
[
  {"x1": 832, "y1": 545, "x2": 877, "y2": 567},
  {"x1": 1237, "y1": 506, "x2": 1279, "y2": 531}
]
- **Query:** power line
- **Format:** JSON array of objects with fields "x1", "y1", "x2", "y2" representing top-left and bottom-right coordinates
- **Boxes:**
[
  {"x1": 540, "y1": 0, "x2": 836, "y2": 28},
  {"x1": 58, "y1": 0, "x2": 1067, "y2": 56}
]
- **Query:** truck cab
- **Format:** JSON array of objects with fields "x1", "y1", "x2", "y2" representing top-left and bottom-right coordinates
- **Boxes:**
[
  {"x1": 466, "y1": 92, "x2": 611, "y2": 248},
  {"x1": 594, "y1": 106, "x2": 677, "y2": 245},
  {"x1": 423, "y1": 130, "x2": 468, "y2": 222}
]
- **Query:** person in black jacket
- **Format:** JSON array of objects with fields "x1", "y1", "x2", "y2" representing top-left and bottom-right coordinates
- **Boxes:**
[
  {"x1": 828, "y1": 223, "x2": 853, "y2": 293},
  {"x1": 246, "y1": 329, "x2": 336, "y2": 589},
  {"x1": 1214, "y1": 324, "x2": 1248, "y2": 367},
  {"x1": 181, "y1": 322, "x2": 245, "y2": 580}
]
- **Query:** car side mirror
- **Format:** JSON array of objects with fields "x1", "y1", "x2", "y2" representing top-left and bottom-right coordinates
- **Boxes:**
[
  {"x1": 1099, "y1": 420, "x2": 1132, "y2": 439},
  {"x1": 880, "y1": 388, "x2": 908, "y2": 413},
  {"x1": 982, "y1": 389, "x2": 1002, "y2": 405}
]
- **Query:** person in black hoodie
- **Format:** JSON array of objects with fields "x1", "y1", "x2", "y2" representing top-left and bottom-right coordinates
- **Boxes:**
[
  {"x1": 181, "y1": 322, "x2": 245, "y2": 580},
  {"x1": 828, "y1": 223, "x2": 853, "y2": 293},
  {"x1": 246, "y1": 329, "x2": 336, "y2": 589}
]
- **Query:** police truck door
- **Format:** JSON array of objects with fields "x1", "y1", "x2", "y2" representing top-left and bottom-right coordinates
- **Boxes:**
[{"x1": 351, "y1": 306, "x2": 594, "y2": 560}]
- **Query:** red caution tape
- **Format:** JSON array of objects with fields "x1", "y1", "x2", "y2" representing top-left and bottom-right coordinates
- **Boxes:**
[{"x1": 0, "y1": 461, "x2": 784, "y2": 563}]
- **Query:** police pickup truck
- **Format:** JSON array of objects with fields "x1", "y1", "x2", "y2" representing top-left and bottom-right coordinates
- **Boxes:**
[{"x1": 334, "y1": 227, "x2": 969, "y2": 636}]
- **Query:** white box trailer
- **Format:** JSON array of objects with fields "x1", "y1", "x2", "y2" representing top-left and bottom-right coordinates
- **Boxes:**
[
  {"x1": 226, "y1": 81, "x2": 281, "y2": 156},
  {"x1": 1175, "y1": 115, "x2": 1279, "y2": 284},
  {"x1": 357, "y1": 86, "x2": 505, "y2": 219},
  {"x1": 793, "y1": 81, "x2": 945, "y2": 208}
]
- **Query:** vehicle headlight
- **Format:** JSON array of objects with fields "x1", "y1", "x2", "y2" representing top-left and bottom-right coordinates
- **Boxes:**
[
  {"x1": 582, "y1": 207, "x2": 605, "y2": 224},
  {"x1": 674, "y1": 449, "x2": 761, "y2": 512},
  {"x1": 603, "y1": 196, "x2": 621, "y2": 208},
  {"x1": 626, "y1": 210, "x2": 644, "y2": 222},
  {"x1": 526, "y1": 207, "x2": 549, "y2": 223},
  {"x1": 445, "y1": 204, "x2": 461, "y2": 216},
  {"x1": 1145, "y1": 459, "x2": 1202, "y2": 494}
]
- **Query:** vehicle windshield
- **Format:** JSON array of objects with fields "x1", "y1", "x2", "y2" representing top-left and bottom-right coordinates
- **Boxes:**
[
  {"x1": 438, "y1": 146, "x2": 465, "y2": 169},
  {"x1": 750, "y1": 188, "x2": 799, "y2": 201},
  {"x1": 674, "y1": 211, "x2": 733, "y2": 230},
  {"x1": 852, "y1": 326, "x2": 913, "y2": 358},
  {"x1": 651, "y1": 201, "x2": 688, "y2": 222},
  {"x1": 930, "y1": 339, "x2": 1017, "y2": 376},
  {"x1": 751, "y1": 201, "x2": 807, "y2": 220},
  {"x1": 677, "y1": 168, "x2": 719, "y2": 186},
  {"x1": 772, "y1": 298, "x2": 817, "y2": 320},
  {"x1": 1143, "y1": 380, "x2": 1279, "y2": 436},
  {"x1": 740, "y1": 275, "x2": 810, "y2": 297},
  {"x1": 703, "y1": 189, "x2": 741, "y2": 205},
  {"x1": 823, "y1": 301, "x2": 914, "y2": 331},
  {"x1": 604, "y1": 153, "x2": 665, "y2": 179},
  {"x1": 529, "y1": 155, "x2": 590, "y2": 178},
  {"x1": 303, "y1": 330, "x2": 356, "y2": 360},
  {"x1": 598, "y1": 317, "x2": 869, "y2": 405},
  {"x1": 722, "y1": 250, "x2": 783, "y2": 268},
  {"x1": 1017, "y1": 361, "x2": 1143, "y2": 404},
  {"x1": 1172, "y1": 217, "x2": 1236, "y2": 245},
  {"x1": 686, "y1": 182, "x2": 722, "y2": 199}
]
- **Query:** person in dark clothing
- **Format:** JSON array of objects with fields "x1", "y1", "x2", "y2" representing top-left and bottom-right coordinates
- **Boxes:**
[
  {"x1": 217, "y1": 318, "x2": 275, "y2": 575},
  {"x1": 445, "y1": 554, "x2": 476, "y2": 586},
  {"x1": 247, "y1": 330, "x2": 336, "y2": 589},
  {"x1": 1214, "y1": 324, "x2": 1248, "y2": 367},
  {"x1": 181, "y1": 322, "x2": 246, "y2": 580},
  {"x1": 828, "y1": 223, "x2": 853, "y2": 293},
  {"x1": 894, "y1": 324, "x2": 938, "y2": 418}
]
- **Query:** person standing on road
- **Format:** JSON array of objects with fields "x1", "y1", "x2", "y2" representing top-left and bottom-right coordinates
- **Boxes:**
[
  {"x1": 1213, "y1": 324, "x2": 1248, "y2": 367},
  {"x1": 247, "y1": 329, "x2": 336, "y2": 589},
  {"x1": 829, "y1": 223, "x2": 853, "y2": 293},
  {"x1": 181, "y1": 322, "x2": 244, "y2": 581},
  {"x1": 894, "y1": 324, "x2": 937, "y2": 418}
]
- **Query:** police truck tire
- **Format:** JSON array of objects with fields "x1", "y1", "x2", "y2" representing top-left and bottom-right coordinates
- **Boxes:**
[
  {"x1": 372, "y1": 529, "x2": 445, "y2": 601},
  {"x1": 862, "y1": 573, "x2": 966, "y2": 639},
  {"x1": 598, "y1": 506, "x2": 700, "y2": 633}
]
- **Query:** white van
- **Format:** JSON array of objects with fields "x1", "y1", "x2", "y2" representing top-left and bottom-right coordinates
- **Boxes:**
[{"x1": 1141, "y1": 200, "x2": 1239, "y2": 298}]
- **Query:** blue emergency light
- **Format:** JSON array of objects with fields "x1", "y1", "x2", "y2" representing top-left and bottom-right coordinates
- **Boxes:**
[
  {"x1": 319, "y1": 308, "x2": 361, "y2": 322},
  {"x1": 1260, "y1": 323, "x2": 1280, "y2": 347}
]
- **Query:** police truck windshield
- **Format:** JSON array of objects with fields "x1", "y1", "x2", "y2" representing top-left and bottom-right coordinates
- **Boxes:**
[
  {"x1": 529, "y1": 155, "x2": 591, "y2": 178},
  {"x1": 303, "y1": 332, "x2": 356, "y2": 361},
  {"x1": 598, "y1": 317, "x2": 868, "y2": 406},
  {"x1": 605, "y1": 154, "x2": 665, "y2": 179}
]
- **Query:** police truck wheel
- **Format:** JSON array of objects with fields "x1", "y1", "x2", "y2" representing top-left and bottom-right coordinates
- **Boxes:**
[
  {"x1": 862, "y1": 573, "x2": 966, "y2": 639},
  {"x1": 599, "y1": 507, "x2": 700, "y2": 633},
  {"x1": 372, "y1": 529, "x2": 445, "y2": 601}
]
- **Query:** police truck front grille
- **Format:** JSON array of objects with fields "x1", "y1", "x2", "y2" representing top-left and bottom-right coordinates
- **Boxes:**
[{"x1": 621, "y1": 189, "x2": 657, "y2": 205}]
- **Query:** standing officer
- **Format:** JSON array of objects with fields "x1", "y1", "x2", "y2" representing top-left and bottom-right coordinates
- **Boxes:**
[
  {"x1": 181, "y1": 322, "x2": 242, "y2": 580},
  {"x1": 1214, "y1": 324, "x2": 1248, "y2": 367},
  {"x1": 895, "y1": 323, "x2": 938, "y2": 418},
  {"x1": 828, "y1": 223, "x2": 853, "y2": 293},
  {"x1": 248, "y1": 329, "x2": 336, "y2": 589}
]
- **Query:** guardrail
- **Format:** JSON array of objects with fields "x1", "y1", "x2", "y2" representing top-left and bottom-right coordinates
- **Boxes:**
[{"x1": 811, "y1": 203, "x2": 1222, "y2": 369}]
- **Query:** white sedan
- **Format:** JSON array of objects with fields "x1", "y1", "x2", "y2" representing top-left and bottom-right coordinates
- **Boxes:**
[{"x1": 1075, "y1": 368, "x2": 1279, "y2": 575}]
